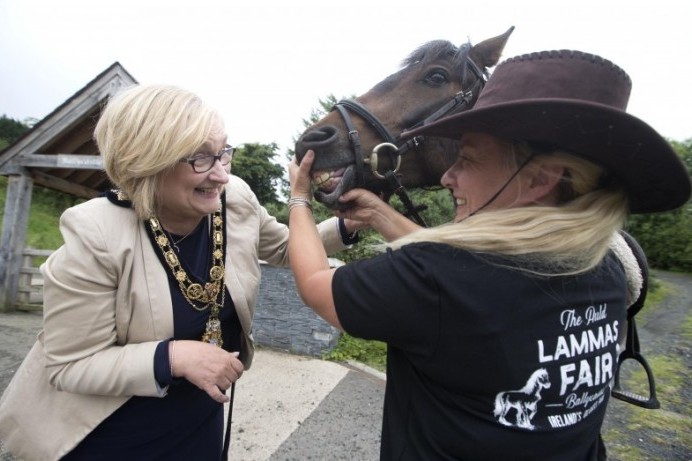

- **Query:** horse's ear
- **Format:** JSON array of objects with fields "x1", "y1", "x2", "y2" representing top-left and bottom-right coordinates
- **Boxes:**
[{"x1": 468, "y1": 26, "x2": 515, "y2": 69}]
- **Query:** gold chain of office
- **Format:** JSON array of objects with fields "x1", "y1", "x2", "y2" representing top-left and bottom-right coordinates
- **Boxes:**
[{"x1": 148, "y1": 211, "x2": 225, "y2": 311}]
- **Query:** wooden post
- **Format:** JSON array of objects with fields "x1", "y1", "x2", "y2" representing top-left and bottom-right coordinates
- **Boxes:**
[
  {"x1": 0, "y1": 173, "x2": 33, "y2": 311},
  {"x1": 18, "y1": 253, "x2": 32, "y2": 305}
]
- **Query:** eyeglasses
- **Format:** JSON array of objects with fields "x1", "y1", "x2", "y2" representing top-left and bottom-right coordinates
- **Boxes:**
[{"x1": 180, "y1": 145, "x2": 234, "y2": 173}]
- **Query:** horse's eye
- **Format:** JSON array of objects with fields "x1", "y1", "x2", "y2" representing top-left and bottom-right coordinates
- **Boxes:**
[{"x1": 425, "y1": 70, "x2": 449, "y2": 86}]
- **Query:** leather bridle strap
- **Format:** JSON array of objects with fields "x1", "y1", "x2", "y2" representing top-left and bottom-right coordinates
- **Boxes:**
[
  {"x1": 385, "y1": 170, "x2": 428, "y2": 227},
  {"x1": 396, "y1": 88, "x2": 475, "y2": 157},
  {"x1": 398, "y1": 65, "x2": 487, "y2": 155},
  {"x1": 334, "y1": 103, "x2": 366, "y2": 186},
  {"x1": 336, "y1": 99, "x2": 397, "y2": 144}
]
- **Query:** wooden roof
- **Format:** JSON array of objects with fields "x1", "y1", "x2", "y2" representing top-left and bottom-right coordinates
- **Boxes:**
[{"x1": 0, "y1": 62, "x2": 137, "y2": 198}]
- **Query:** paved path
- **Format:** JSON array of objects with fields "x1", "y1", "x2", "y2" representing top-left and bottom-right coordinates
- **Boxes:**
[
  {"x1": 6, "y1": 270, "x2": 686, "y2": 460},
  {"x1": 0, "y1": 311, "x2": 385, "y2": 461}
]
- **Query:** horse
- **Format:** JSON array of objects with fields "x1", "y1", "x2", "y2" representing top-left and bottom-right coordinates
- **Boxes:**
[
  {"x1": 493, "y1": 368, "x2": 551, "y2": 430},
  {"x1": 294, "y1": 27, "x2": 514, "y2": 217}
]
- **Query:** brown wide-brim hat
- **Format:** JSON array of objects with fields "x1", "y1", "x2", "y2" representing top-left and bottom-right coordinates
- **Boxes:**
[{"x1": 402, "y1": 50, "x2": 691, "y2": 214}]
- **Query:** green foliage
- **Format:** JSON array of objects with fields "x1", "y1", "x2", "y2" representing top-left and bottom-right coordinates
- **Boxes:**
[
  {"x1": 31, "y1": 182, "x2": 82, "y2": 212},
  {"x1": 626, "y1": 139, "x2": 692, "y2": 271},
  {"x1": 331, "y1": 228, "x2": 381, "y2": 262},
  {"x1": 26, "y1": 198, "x2": 65, "y2": 251},
  {"x1": 0, "y1": 177, "x2": 78, "y2": 257},
  {"x1": 389, "y1": 187, "x2": 455, "y2": 227},
  {"x1": 232, "y1": 143, "x2": 285, "y2": 204},
  {"x1": 0, "y1": 115, "x2": 31, "y2": 146},
  {"x1": 265, "y1": 201, "x2": 289, "y2": 226},
  {"x1": 324, "y1": 332, "x2": 387, "y2": 371},
  {"x1": 300, "y1": 94, "x2": 339, "y2": 131}
]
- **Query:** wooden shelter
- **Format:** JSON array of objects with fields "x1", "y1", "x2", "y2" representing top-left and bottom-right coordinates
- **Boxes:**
[{"x1": 0, "y1": 62, "x2": 137, "y2": 311}]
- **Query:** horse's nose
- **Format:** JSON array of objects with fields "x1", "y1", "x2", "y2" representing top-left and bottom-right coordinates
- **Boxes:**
[{"x1": 295, "y1": 125, "x2": 340, "y2": 160}]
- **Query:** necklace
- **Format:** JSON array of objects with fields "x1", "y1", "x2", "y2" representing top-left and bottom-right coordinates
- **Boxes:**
[
  {"x1": 148, "y1": 207, "x2": 226, "y2": 347},
  {"x1": 166, "y1": 227, "x2": 196, "y2": 252}
]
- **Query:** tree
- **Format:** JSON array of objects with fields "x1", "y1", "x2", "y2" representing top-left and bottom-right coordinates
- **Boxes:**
[
  {"x1": 231, "y1": 142, "x2": 285, "y2": 204},
  {"x1": 0, "y1": 115, "x2": 31, "y2": 150},
  {"x1": 301, "y1": 95, "x2": 339, "y2": 131},
  {"x1": 284, "y1": 94, "x2": 340, "y2": 164},
  {"x1": 626, "y1": 139, "x2": 692, "y2": 271}
]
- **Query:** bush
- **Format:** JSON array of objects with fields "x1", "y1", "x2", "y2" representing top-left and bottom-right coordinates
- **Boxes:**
[
  {"x1": 324, "y1": 333, "x2": 387, "y2": 371},
  {"x1": 626, "y1": 139, "x2": 692, "y2": 272}
]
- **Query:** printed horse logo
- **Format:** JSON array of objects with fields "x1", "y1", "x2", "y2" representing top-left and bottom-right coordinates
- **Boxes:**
[{"x1": 493, "y1": 368, "x2": 551, "y2": 430}]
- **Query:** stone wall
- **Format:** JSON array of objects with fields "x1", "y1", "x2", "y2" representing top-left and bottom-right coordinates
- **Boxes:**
[{"x1": 254, "y1": 263, "x2": 341, "y2": 357}]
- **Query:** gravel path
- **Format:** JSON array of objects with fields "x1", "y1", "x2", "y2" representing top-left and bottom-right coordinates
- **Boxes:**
[{"x1": 601, "y1": 270, "x2": 692, "y2": 460}]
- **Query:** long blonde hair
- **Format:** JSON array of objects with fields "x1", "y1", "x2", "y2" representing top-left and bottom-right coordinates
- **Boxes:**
[
  {"x1": 388, "y1": 145, "x2": 629, "y2": 276},
  {"x1": 94, "y1": 84, "x2": 225, "y2": 219}
]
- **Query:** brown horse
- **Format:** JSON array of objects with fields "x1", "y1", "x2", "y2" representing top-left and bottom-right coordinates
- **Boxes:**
[{"x1": 294, "y1": 27, "x2": 514, "y2": 212}]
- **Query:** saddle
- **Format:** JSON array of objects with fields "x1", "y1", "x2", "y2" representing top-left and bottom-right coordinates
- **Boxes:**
[{"x1": 609, "y1": 230, "x2": 660, "y2": 409}]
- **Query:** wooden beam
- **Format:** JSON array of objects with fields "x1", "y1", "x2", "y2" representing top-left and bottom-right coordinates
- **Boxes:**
[
  {"x1": 16, "y1": 153, "x2": 103, "y2": 169},
  {"x1": 31, "y1": 170, "x2": 100, "y2": 199}
]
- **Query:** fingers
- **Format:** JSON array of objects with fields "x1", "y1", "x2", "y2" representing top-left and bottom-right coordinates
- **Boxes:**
[
  {"x1": 174, "y1": 341, "x2": 245, "y2": 402},
  {"x1": 206, "y1": 384, "x2": 231, "y2": 403},
  {"x1": 290, "y1": 150, "x2": 315, "y2": 198},
  {"x1": 339, "y1": 187, "x2": 379, "y2": 204},
  {"x1": 207, "y1": 355, "x2": 243, "y2": 403},
  {"x1": 227, "y1": 353, "x2": 244, "y2": 381},
  {"x1": 300, "y1": 150, "x2": 315, "y2": 169}
]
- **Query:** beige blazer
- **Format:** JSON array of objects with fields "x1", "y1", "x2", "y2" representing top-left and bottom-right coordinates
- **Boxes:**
[{"x1": 0, "y1": 175, "x2": 347, "y2": 460}]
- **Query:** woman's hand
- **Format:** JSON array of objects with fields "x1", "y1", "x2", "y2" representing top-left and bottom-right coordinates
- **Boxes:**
[
  {"x1": 289, "y1": 150, "x2": 420, "y2": 240},
  {"x1": 171, "y1": 340, "x2": 244, "y2": 403},
  {"x1": 336, "y1": 189, "x2": 422, "y2": 241},
  {"x1": 289, "y1": 150, "x2": 314, "y2": 199}
]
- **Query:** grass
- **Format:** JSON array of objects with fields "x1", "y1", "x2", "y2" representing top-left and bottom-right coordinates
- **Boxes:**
[{"x1": 0, "y1": 176, "x2": 76, "y2": 265}]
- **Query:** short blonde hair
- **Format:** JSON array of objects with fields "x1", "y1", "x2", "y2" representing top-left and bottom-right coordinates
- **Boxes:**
[{"x1": 94, "y1": 84, "x2": 225, "y2": 219}]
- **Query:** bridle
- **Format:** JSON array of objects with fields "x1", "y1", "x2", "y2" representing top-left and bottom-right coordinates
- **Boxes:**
[{"x1": 332, "y1": 54, "x2": 488, "y2": 227}]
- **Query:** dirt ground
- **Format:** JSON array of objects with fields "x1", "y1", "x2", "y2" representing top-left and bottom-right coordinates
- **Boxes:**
[{"x1": 601, "y1": 270, "x2": 692, "y2": 460}]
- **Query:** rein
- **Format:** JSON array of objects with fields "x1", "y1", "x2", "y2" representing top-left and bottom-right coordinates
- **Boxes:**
[{"x1": 332, "y1": 55, "x2": 487, "y2": 227}]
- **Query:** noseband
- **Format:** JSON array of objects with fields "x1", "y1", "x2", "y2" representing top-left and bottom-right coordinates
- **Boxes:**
[{"x1": 332, "y1": 55, "x2": 487, "y2": 226}]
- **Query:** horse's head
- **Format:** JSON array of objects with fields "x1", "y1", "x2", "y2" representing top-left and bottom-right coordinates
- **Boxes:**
[{"x1": 295, "y1": 27, "x2": 514, "y2": 209}]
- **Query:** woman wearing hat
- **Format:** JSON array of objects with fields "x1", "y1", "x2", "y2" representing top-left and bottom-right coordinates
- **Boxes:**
[{"x1": 287, "y1": 50, "x2": 690, "y2": 460}]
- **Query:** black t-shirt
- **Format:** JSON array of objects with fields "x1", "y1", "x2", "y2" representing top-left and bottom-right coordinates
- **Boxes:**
[{"x1": 333, "y1": 242, "x2": 626, "y2": 461}]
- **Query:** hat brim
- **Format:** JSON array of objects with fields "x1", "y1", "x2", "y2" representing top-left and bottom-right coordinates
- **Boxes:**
[{"x1": 403, "y1": 99, "x2": 691, "y2": 213}]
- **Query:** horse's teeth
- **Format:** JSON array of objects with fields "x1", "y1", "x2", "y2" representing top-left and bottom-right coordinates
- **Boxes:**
[{"x1": 314, "y1": 171, "x2": 333, "y2": 187}]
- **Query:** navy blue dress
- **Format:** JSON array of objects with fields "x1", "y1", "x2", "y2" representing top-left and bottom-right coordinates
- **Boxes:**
[{"x1": 63, "y1": 218, "x2": 242, "y2": 461}]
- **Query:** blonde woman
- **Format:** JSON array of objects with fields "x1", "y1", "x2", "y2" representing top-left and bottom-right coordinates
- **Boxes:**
[
  {"x1": 0, "y1": 84, "x2": 359, "y2": 460},
  {"x1": 288, "y1": 51, "x2": 690, "y2": 460}
]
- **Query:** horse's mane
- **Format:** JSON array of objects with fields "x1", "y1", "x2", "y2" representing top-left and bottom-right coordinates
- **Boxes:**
[
  {"x1": 372, "y1": 41, "x2": 473, "y2": 94},
  {"x1": 401, "y1": 40, "x2": 473, "y2": 81}
]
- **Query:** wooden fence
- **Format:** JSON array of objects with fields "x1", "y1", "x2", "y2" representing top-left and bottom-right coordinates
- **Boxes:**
[{"x1": 17, "y1": 248, "x2": 52, "y2": 311}]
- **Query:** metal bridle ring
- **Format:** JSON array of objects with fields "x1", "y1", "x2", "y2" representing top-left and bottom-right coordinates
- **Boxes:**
[{"x1": 366, "y1": 142, "x2": 401, "y2": 179}]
